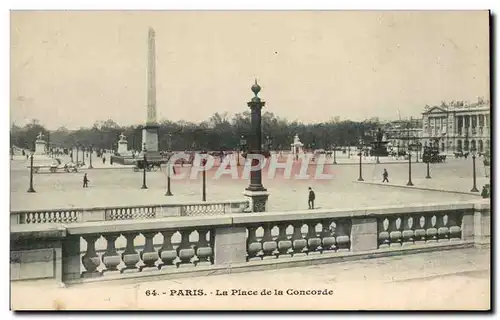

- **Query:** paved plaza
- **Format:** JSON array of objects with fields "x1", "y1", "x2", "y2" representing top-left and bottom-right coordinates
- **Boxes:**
[
  {"x1": 10, "y1": 156, "x2": 483, "y2": 211},
  {"x1": 11, "y1": 248, "x2": 490, "y2": 310}
]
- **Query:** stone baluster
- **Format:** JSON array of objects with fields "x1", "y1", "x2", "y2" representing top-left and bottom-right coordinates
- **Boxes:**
[
  {"x1": 426, "y1": 214, "x2": 438, "y2": 243},
  {"x1": 177, "y1": 229, "x2": 195, "y2": 267},
  {"x1": 81, "y1": 235, "x2": 102, "y2": 278},
  {"x1": 336, "y1": 220, "x2": 351, "y2": 251},
  {"x1": 402, "y1": 216, "x2": 414, "y2": 246},
  {"x1": 414, "y1": 215, "x2": 427, "y2": 245},
  {"x1": 102, "y1": 233, "x2": 122, "y2": 274},
  {"x1": 120, "y1": 232, "x2": 140, "y2": 273},
  {"x1": 158, "y1": 230, "x2": 177, "y2": 269},
  {"x1": 306, "y1": 221, "x2": 322, "y2": 254},
  {"x1": 195, "y1": 229, "x2": 213, "y2": 266},
  {"x1": 276, "y1": 223, "x2": 292, "y2": 257},
  {"x1": 389, "y1": 217, "x2": 403, "y2": 247},
  {"x1": 320, "y1": 220, "x2": 336, "y2": 252},
  {"x1": 246, "y1": 225, "x2": 262, "y2": 261},
  {"x1": 140, "y1": 232, "x2": 159, "y2": 271},
  {"x1": 291, "y1": 222, "x2": 307, "y2": 257},
  {"x1": 378, "y1": 217, "x2": 390, "y2": 248},
  {"x1": 437, "y1": 214, "x2": 450, "y2": 241},
  {"x1": 448, "y1": 212, "x2": 462, "y2": 240},
  {"x1": 261, "y1": 224, "x2": 278, "y2": 259}
]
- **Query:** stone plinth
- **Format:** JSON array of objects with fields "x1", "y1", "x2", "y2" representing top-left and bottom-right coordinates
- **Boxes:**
[
  {"x1": 243, "y1": 190, "x2": 270, "y2": 212},
  {"x1": 34, "y1": 140, "x2": 46, "y2": 155},
  {"x1": 117, "y1": 141, "x2": 128, "y2": 155},
  {"x1": 142, "y1": 125, "x2": 159, "y2": 152}
]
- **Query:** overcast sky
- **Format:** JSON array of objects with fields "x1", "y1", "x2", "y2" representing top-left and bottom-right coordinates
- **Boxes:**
[{"x1": 10, "y1": 11, "x2": 490, "y2": 129}]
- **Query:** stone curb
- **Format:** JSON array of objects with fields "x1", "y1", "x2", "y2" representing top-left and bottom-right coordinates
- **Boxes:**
[{"x1": 355, "y1": 180, "x2": 483, "y2": 197}]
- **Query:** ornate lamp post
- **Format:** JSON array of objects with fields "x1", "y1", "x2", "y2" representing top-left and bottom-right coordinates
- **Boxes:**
[
  {"x1": 357, "y1": 140, "x2": 364, "y2": 181},
  {"x1": 243, "y1": 80, "x2": 269, "y2": 212},
  {"x1": 425, "y1": 153, "x2": 431, "y2": 179},
  {"x1": 407, "y1": 145, "x2": 414, "y2": 186},
  {"x1": 27, "y1": 149, "x2": 36, "y2": 193},
  {"x1": 88, "y1": 146, "x2": 93, "y2": 169},
  {"x1": 471, "y1": 147, "x2": 479, "y2": 192},
  {"x1": 348, "y1": 145, "x2": 351, "y2": 159},
  {"x1": 141, "y1": 143, "x2": 148, "y2": 189},
  {"x1": 333, "y1": 144, "x2": 337, "y2": 164},
  {"x1": 202, "y1": 157, "x2": 207, "y2": 201},
  {"x1": 165, "y1": 135, "x2": 173, "y2": 196},
  {"x1": 82, "y1": 145, "x2": 86, "y2": 166}
]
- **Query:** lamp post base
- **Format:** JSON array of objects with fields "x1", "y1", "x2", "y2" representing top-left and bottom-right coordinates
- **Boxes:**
[
  {"x1": 357, "y1": 177, "x2": 364, "y2": 181},
  {"x1": 27, "y1": 187, "x2": 36, "y2": 193},
  {"x1": 243, "y1": 190, "x2": 269, "y2": 212},
  {"x1": 407, "y1": 181, "x2": 414, "y2": 186},
  {"x1": 141, "y1": 185, "x2": 148, "y2": 189},
  {"x1": 165, "y1": 190, "x2": 173, "y2": 196},
  {"x1": 471, "y1": 187, "x2": 479, "y2": 192}
]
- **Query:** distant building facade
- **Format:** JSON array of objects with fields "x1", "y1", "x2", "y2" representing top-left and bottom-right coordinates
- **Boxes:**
[
  {"x1": 421, "y1": 99, "x2": 490, "y2": 153},
  {"x1": 380, "y1": 119, "x2": 423, "y2": 152}
]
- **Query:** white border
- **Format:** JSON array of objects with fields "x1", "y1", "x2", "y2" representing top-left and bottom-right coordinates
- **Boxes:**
[{"x1": 2, "y1": 0, "x2": 498, "y2": 317}]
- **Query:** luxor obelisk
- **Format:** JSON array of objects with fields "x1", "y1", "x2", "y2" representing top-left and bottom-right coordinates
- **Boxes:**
[{"x1": 142, "y1": 27, "x2": 159, "y2": 153}]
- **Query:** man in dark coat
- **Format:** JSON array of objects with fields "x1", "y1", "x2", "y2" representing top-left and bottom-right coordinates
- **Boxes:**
[
  {"x1": 83, "y1": 173, "x2": 89, "y2": 188},
  {"x1": 308, "y1": 187, "x2": 316, "y2": 209},
  {"x1": 382, "y1": 168, "x2": 389, "y2": 183}
]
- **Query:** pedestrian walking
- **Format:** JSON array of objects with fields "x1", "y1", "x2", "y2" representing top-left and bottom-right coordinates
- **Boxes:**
[
  {"x1": 382, "y1": 168, "x2": 389, "y2": 183},
  {"x1": 102, "y1": 156, "x2": 106, "y2": 164},
  {"x1": 308, "y1": 187, "x2": 316, "y2": 209},
  {"x1": 83, "y1": 173, "x2": 89, "y2": 188}
]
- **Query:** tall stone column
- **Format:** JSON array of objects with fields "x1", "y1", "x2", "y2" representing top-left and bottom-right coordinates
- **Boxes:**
[
  {"x1": 142, "y1": 27, "x2": 159, "y2": 153},
  {"x1": 243, "y1": 80, "x2": 269, "y2": 212}
]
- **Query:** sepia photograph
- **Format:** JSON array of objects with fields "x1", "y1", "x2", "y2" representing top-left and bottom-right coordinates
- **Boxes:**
[{"x1": 8, "y1": 9, "x2": 491, "y2": 311}]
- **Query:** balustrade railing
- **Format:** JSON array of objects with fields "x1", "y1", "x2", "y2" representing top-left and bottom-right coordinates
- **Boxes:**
[
  {"x1": 11, "y1": 200, "x2": 250, "y2": 225},
  {"x1": 245, "y1": 219, "x2": 352, "y2": 261},
  {"x1": 79, "y1": 228, "x2": 215, "y2": 278},
  {"x1": 377, "y1": 211, "x2": 463, "y2": 248},
  {"x1": 10, "y1": 201, "x2": 490, "y2": 284}
]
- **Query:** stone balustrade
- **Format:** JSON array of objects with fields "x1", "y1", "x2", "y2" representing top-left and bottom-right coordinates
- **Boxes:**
[
  {"x1": 10, "y1": 200, "x2": 490, "y2": 284},
  {"x1": 10, "y1": 199, "x2": 250, "y2": 225}
]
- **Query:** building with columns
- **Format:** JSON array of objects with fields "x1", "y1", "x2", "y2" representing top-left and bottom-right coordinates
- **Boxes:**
[{"x1": 421, "y1": 100, "x2": 490, "y2": 154}]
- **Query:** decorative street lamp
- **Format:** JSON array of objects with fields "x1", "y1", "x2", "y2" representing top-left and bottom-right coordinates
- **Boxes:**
[
  {"x1": 333, "y1": 144, "x2": 337, "y2": 164},
  {"x1": 165, "y1": 135, "x2": 173, "y2": 196},
  {"x1": 201, "y1": 155, "x2": 207, "y2": 202},
  {"x1": 243, "y1": 80, "x2": 268, "y2": 212},
  {"x1": 357, "y1": 140, "x2": 364, "y2": 181},
  {"x1": 471, "y1": 147, "x2": 479, "y2": 192},
  {"x1": 141, "y1": 142, "x2": 148, "y2": 189},
  {"x1": 407, "y1": 145, "x2": 414, "y2": 186},
  {"x1": 88, "y1": 146, "x2": 93, "y2": 169},
  {"x1": 27, "y1": 149, "x2": 36, "y2": 193},
  {"x1": 165, "y1": 159, "x2": 173, "y2": 196},
  {"x1": 348, "y1": 145, "x2": 351, "y2": 159},
  {"x1": 425, "y1": 156, "x2": 431, "y2": 179}
]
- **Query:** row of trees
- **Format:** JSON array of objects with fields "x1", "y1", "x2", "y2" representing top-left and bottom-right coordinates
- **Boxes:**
[{"x1": 11, "y1": 112, "x2": 396, "y2": 152}]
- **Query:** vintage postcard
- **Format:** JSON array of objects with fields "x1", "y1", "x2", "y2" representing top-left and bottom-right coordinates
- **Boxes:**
[{"x1": 9, "y1": 10, "x2": 491, "y2": 310}]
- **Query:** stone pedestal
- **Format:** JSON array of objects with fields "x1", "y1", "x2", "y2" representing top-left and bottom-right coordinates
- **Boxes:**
[
  {"x1": 243, "y1": 190, "x2": 270, "y2": 212},
  {"x1": 142, "y1": 125, "x2": 159, "y2": 152},
  {"x1": 34, "y1": 140, "x2": 47, "y2": 155},
  {"x1": 117, "y1": 141, "x2": 128, "y2": 155}
]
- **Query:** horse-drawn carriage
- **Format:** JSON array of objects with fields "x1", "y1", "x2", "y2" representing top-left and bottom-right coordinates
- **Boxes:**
[
  {"x1": 422, "y1": 146, "x2": 446, "y2": 163},
  {"x1": 454, "y1": 151, "x2": 470, "y2": 159},
  {"x1": 29, "y1": 158, "x2": 79, "y2": 174},
  {"x1": 133, "y1": 159, "x2": 162, "y2": 172}
]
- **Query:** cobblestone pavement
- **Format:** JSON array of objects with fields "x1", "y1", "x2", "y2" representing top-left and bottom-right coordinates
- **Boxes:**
[
  {"x1": 10, "y1": 248, "x2": 490, "y2": 310},
  {"x1": 11, "y1": 157, "x2": 480, "y2": 211}
]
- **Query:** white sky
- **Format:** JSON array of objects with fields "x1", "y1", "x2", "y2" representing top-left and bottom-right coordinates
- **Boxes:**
[{"x1": 10, "y1": 10, "x2": 490, "y2": 129}]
